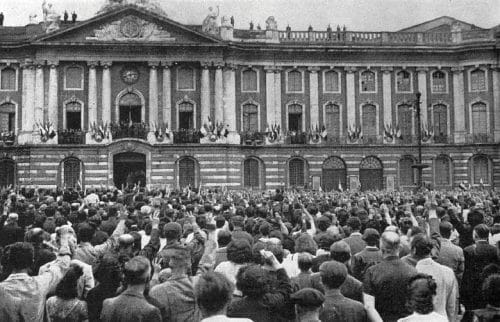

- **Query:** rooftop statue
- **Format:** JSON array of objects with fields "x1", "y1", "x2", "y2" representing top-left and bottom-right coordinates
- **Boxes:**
[
  {"x1": 265, "y1": 16, "x2": 277, "y2": 30},
  {"x1": 202, "y1": 6, "x2": 219, "y2": 35},
  {"x1": 97, "y1": 0, "x2": 167, "y2": 16},
  {"x1": 42, "y1": 0, "x2": 61, "y2": 33}
]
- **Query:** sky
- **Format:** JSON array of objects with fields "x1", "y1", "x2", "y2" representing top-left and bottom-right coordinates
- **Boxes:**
[{"x1": 1, "y1": 0, "x2": 499, "y2": 31}]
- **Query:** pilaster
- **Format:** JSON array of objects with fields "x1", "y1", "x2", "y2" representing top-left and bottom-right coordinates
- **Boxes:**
[
  {"x1": 265, "y1": 66, "x2": 275, "y2": 127},
  {"x1": 34, "y1": 61, "x2": 45, "y2": 126},
  {"x1": 87, "y1": 61, "x2": 98, "y2": 128},
  {"x1": 101, "y1": 61, "x2": 112, "y2": 124},
  {"x1": 162, "y1": 62, "x2": 172, "y2": 126},
  {"x1": 381, "y1": 67, "x2": 393, "y2": 130},
  {"x1": 416, "y1": 67, "x2": 428, "y2": 125},
  {"x1": 308, "y1": 67, "x2": 320, "y2": 128},
  {"x1": 47, "y1": 60, "x2": 59, "y2": 129},
  {"x1": 200, "y1": 62, "x2": 211, "y2": 125},
  {"x1": 452, "y1": 66, "x2": 466, "y2": 143},
  {"x1": 214, "y1": 63, "x2": 224, "y2": 124},
  {"x1": 148, "y1": 62, "x2": 160, "y2": 126},
  {"x1": 346, "y1": 67, "x2": 356, "y2": 128},
  {"x1": 492, "y1": 65, "x2": 500, "y2": 142}
]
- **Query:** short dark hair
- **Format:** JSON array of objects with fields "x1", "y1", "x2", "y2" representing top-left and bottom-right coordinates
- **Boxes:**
[
  {"x1": 123, "y1": 256, "x2": 150, "y2": 285},
  {"x1": 236, "y1": 264, "x2": 269, "y2": 298},
  {"x1": 482, "y1": 274, "x2": 500, "y2": 307},
  {"x1": 347, "y1": 217, "x2": 361, "y2": 231},
  {"x1": 227, "y1": 239, "x2": 252, "y2": 264},
  {"x1": 7, "y1": 242, "x2": 34, "y2": 270},
  {"x1": 297, "y1": 253, "x2": 313, "y2": 272},
  {"x1": 412, "y1": 234, "x2": 433, "y2": 257},
  {"x1": 195, "y1": 272, "x2": 234, "y2": 315},
  {"x1": 319, "y1": 261, "x2": 347, "y2": 289},
  {"x1": 217, "y1": 230, "x2": 232, "y2": 248},
  {"x1": 474, "y1": 224, "x2": 490, "y2": 240},
  {"x1": 439, "y1": 221, "x2": 453, "y2": 239},
  {"x1": 77, "y1": 223, "x2": 95, "y2": 243},
  {"x1": 407, "y1": 274, "x2": 437, "y2": 315},
  {"x1": 55, "y1": 264, "x2": 83, "y2": 299}
]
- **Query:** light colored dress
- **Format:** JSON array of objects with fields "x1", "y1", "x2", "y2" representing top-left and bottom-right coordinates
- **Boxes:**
[{"x1": 46, "y1": 296, "x2": 88, "y2": 322}]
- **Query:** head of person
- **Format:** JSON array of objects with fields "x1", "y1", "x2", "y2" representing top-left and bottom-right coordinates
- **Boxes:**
[
  {"x1": 297, "y1": 252, "x2": 314, "y2": 273},
  {"x1": 94, "y1": 254, "x2": 122, "y2": 287},
  {"x1": 330, "y1": 241, "x2": 351, "y2": 265},
  {"x1": 439, "y1": 221, "x2": 453, "y2": 239},
  {"x1": 317, "y1": 216, "x2": 331, "y2": 232},
  {"x1": 123, "y1": 256, "x2": 151, "y2": 286},
  {"x1": 291, "y1": 288, "x2": 325, "y2": 319},
  {"x1": 236, "y1": 264, "x2": 269, "y2": 299},
  {"x1": 473, "y1": 224, "x2": 490, "y2": 242},
  {"x1": 195, "y1": 272, "x2": 234, "y2": 318},
  {"x1": 163, "y1": 222, "x2": 182, "y2": 241},
  {"x1": 380, "y1": 231, "x2": 401, "y2": 256},
  {"x1": 77, "y1": 223, "x2": 95, "y2": 243},
  {"x1": 217, "y1": 230, "x2": 232, "y2": 248},
  {"x1": 319, "y1": 260, "x2": 347, "y2": 290},
  {"x1": 347, "y1": 216, "x2": 361, "y2": 232},
  {"x1": 406, "y1": 274, "x2": 437, "y2": 315},
  {"x1": 6, "y1": 213, "x2": 18, "y2": 225},
  {"x1": 55, "y1": 264, "x2": 84, "y2": 299},
  {"x1": 411, "y1": 233, "x2": 434, "y2": 259},
  {"x1": 6, "y1": 242, "x2": 34, "y2": 272},
  {"x1": 226, "y1": 239, "x2": 252, "y2": 264},
  {"x1": 118, "y1": 234, "x2": 136, "y2": 258},
  {"x1": 482, "y1": 274, "x2": 500, "y2": 307},
  {"x1": 295, "y1": 233, "x2": 317, "y2": 256},
  {"x1": 167, "y1": 245, "x2": 191, "y2": 273},
  {"x1": 362, "y1": 228, "x2": 380, "y2": 247}
]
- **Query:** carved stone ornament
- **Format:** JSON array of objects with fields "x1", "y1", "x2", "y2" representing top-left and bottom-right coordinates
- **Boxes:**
[
  {"x1": 121, "y1": 67, "x2": 140, "y2": 85},
  {"x1": 86, "y1": 15, "x2": 175, "y2": 42}
]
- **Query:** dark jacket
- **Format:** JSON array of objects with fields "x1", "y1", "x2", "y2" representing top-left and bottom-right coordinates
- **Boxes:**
[
  {"x1": 100, "y1": 289, "x2": 161, "y2": 322},
  {"x1": 352, "y1": 247, "x2": 383, "y2": 280},
  {"x1": 320, "y1": 289, "x2": 368, "y2": 322},
  {"x1": 342, "y1": 233, "x2": 366, "y2": 256}
]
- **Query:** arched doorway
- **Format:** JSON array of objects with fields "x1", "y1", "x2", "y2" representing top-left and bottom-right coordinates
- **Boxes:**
[
  {"x1": 0, "y1": 158, "x2": 15, "y2": 187},
  {"x1": 113, "y1": 152, "x2": 146, "y2": 188},
  {"x1": 322, "y1": 157, "x2": 346, "y2": 191},
  {"x1": 178, "y1": 157, "x2": 197, "y2": 188},
  {"x1": 61, "y1": 157, "x2": 83, "y2": 188},
  {"x1": 119, "y1": 93, "x2": 142, "y2": 124},
  {"x1": 359, "y1": 156, "x2": 383, "y2": 191}
]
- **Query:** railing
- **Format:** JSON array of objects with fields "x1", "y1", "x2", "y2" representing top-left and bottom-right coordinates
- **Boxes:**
[
  {"x1": 278, "y1": 30, "x2": 493, "y2": 45},
  {"x1": 57, "y1": 130, "x2": 85, "y2": 144},
  {"x1": 0, "y1": 132, "x2": 15, "y2": 145},
  {"x1": 465, "y1": 133, "x2": 494, "y2": 144},
  {"x1": 433, "y1": 134, "x2": 449, "y2": 144},
  {"x1": 361, "y1": 135, "x2": 383, "y2": 144},
  {"x1": 110, "y1": 123, "x2": 149, "y2": 141},
  {"x1": 173, "y1": 129, "x2": 201, "y2": 144},
  {"x1": 286, "y1": 132, "x2": 308, "y2": 144},
  {"x1": 240, "y1": 131, "x2": 265, "y2": 145}
]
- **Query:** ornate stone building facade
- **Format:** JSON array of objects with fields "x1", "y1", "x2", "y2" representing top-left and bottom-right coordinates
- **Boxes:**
[{"x1": 0, "y1": 2, "x2": 499, "y2": 190}]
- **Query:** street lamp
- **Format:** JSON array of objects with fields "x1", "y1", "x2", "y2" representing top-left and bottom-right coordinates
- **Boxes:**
[{"x1": 411, "y1": 92, "x2": 428, "y2": 189}]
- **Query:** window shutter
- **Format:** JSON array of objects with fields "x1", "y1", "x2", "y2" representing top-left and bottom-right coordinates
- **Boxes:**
[
  {"x1": 179, "y1": 158, "x2": 196, "y2": 188},
  {"x1": 244, "y1": 159, "x2": 260, "y2": 188},
  {"x1": 1, "y1": 68, "x2": 16, "y2": 90},
  {"x1": 289, "y1": 159, "x2": 305, "y2": 186},
  {"x1": 362, "y1": 104, "x2": 377, "y2": 137},
  {"x1": 435, "y1": 156, "x2": 450, "y2": 185}
]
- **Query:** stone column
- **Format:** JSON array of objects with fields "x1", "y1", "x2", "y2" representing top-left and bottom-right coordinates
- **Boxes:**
[
  {"x1": 148, "y1": 62, "x2": 159, "y2": 125},
  {"x1": 417, "y1": 67, "x2": 428, "y2": 125},
  {"x1": 381, "y1": 67, "x2": 393, "y2": 128},
  {"x1": 87, "y1": 61, "x2": 98, "y2": 128},
  {"x1": 21, "y1": 60, "x2": 36, "y2": 133},
  {"x1": 452, "y1": 67, "x2": 466, "y2": 143},
  {"x1": 47, "y1": 61, "x2": 59, "y2": 129},
  {"x1": 308, "y1": 67, "x2": 320, "y2": 129},
  {"x1": 493, "y1": 66, "x2": 500, "y2": 141},
  {"x1": 200, "y1": 62, "x2": 211, "y2": 125},
  {"x1": 101, "y1": 61, "x2": 112, "y2": 124},
  {"x1": 214, "y1": 63, "x2": 224, "y2": 123},
  {"x1": 346, "y1": 67, "x2": 356, "y2": 128},
  {"x1": 265, "y1": 66, "x2": 275, "y2": 127},
  {"x1": 223, "y1": 64, "x2": 237, "y2": 132},
  {"x1": 274, "y1": 68, "x2": 282, "y2": 128},
  {"x1": 162, "y1": 62, "x2": 172, "y2": 126},
  {"x1": 34, "y1": 61, "x2": 45, "y2": 126}
]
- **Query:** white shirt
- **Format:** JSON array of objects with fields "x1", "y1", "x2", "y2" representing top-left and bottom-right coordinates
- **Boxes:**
[
  {"x1": 397, "y1": 312, "x2": 448, "y2": 322},
  {"x1": 202, "y1": 315, "x2": 252, "y2": 322}
]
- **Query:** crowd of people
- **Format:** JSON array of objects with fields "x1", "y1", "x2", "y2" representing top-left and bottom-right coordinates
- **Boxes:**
[{"x1": 0, "y1": 184, "x2": 499, "y2": 322}]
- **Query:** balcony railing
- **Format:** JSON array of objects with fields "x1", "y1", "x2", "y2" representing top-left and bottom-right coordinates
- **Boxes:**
[
  {"x1": 286, "y1": 131, "x2": 308, "y2": 144},
  {"x1": 465, "y1": 133, "x2": 494, "y2": 144},
  {"x1": 110, "y1": 123, "x2": 148, "y2": 141},
  {"x1": 240, "y1": 131, "x2": 265, "y2": 145},
  {"x1": 361, "y1": 135, "x2": 383, "y2": 144},
  {"x1": 57, "y1": 130, "x2": 85, "y2": 144},
  {"x1": 0, "y1": 132, "x2": 16, "y2": 145},
  {"x1": 433, "y1": 134, "x2": 449, "y2": 144},
  {"x1": 173, "y1": 129, "x2": 201, "y2": 144}
]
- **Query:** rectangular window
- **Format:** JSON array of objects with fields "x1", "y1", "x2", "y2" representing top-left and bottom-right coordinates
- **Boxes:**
[
  {"x1": 177, "y1": 67, "x2": 195, "y2": 90},
  {"x1": 432, "y1": 71, "x2": 446, "y2": 93},
  {"x1": 325, "y1": 104, "x2": 340, "y2": 137},
  {"x1": 472, "y1": 103, "x2": 487, "y2": 135},
  {"x1": 287, "y1": 70, "x2": 303, "y2": 92},
  {"x1": 0, "y1": 68, "x2": 16, "y2": 91},
  {"x1": 242, "y1": 69, "x2": 258, "y2": 92},
  {"x1": 470, "y1": 69, "x2": 486, "y2": 92},
  {"x1": 324, "y1": 70, "x2": 339, "y2": 92},
  {"x1": 396, "y1": 71, "x2": 411, "y2": 92},
  {"x1": 65, "y1": 66, "x2": 83, "y2": 90},
  {"x1": 361, "y1": 71, "x2": 376, "y2": 92},
  {"x1": 243, "y1": 112, "x2": 258, "y2": 131}
]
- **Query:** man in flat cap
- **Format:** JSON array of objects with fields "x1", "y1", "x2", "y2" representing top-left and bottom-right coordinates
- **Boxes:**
[{"x1": 291, "y1": 287, "x2": 324, "y2": 322}]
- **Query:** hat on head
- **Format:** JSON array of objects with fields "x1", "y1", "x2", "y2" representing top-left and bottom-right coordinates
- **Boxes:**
[
  {"x1": 290, "y1": 288, "x2": 325, "y2": 308},
  {"x1": 119, "y1": 234, "x2": 135, "y2": 246}
]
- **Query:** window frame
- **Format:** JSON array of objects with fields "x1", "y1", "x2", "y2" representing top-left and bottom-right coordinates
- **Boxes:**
[
  {"x1": 176, "y1": 156, "x2": 199, "y2": 189},
  {"x1": 0, "y1": 66, "x2": 18, "y2": 92},
  {"x1": 430, "y1": 103, "x2": 450, "y2": 137},
  {"x1": 323, "y1": 101, "x2": 343, "y2": 137},
  {"x1": 286, "y1": 101, "x2": 305, "y2": 132},
  {"x1": 240, "y1": 99, "x2": 260, "y2": 132},
  {"x1": 430, "y1": 70, "x2": 449, "y2": 94},
  {"x1": 0, "y1": 99, "x2": 19, "y2": 134},
  {"x1": 395, "y1": 70, "x2": 413, "y2": 94},
  {"x1": 176, "y1": 97, "x2": 197, "y2": 130},
  {"x1": 359, "y1": 69, "x2": 378, "y2": 94},
  {"x1": 176, "y1": 66, "x2": 196, "y2": 91},
  {"x1": 470, "y1": 155, "x2": 490, "y2": 186},
  {"x1": 62, "y1": 98, "x2": 84, "y2": 130},
  {"x1": 433, "y1": 155, "x2": 453, "y2": 187},
  {"x1": 286, "y1": 68, "x2": 305, "y2": 94},
  {"x1": 240, "y1": 68, "x2": 260, "y2": 93},
  {"x1": 288, "y1": 157, "x2": 307, "y2": 188},
  {"x1": 396, "y1": 102, "x2": 414, "y2": 137},
  {"x1": 60, "y1": 157, "x2": 83, "y2": 189},
  {"x1": 322, "y1": 69, "x2": 341, "y2": 94},
  {"x1": 469, "y1": 100, "x2": 490, "y2": 135},
  {"x1": 242, "y1": 157, "x2": 263, "y2": 189},
  {"x1": 399, "y1": 155, "x2": 416, "y2": 187},
  {"x1": 359, "y1": 102, "x2": 379, "y2": 137},
  {"x1": 468, "y1": 67, "x2": 488, "y2": 93},
  {"x1": 63, "y1": 64, "x2": 84, "y2": 91}
]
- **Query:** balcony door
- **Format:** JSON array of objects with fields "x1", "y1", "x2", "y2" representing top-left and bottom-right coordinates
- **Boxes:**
[{"x1": 119, "y1": 93, "x2": 142, "y2": 125}]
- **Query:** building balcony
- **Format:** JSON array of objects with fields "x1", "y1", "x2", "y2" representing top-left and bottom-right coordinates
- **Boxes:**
[
  {"x1": 110, "y1": 123, "x2": 149, "y2": 141},
  {"x1": 57, "y1": 130, "x2": 85, "y2": 144},
  {"x1": 240, "y1": 131, "x2": 265, "y2": 146},
  {"x1": 172, "y1": 129, "x2": 202, "y2": 144},
  {"x1": 433, "y1": 134, "x2": 449, "y2": 144},
  {"x1": 286, "y1": 131, "x2": 308, "y2": 144},
  {"x1": 0, "y1": 132, "x2": 16, "y2": 146},
  {"x1": 465, "y1": 133, "x2": 494, "y2": 144}
]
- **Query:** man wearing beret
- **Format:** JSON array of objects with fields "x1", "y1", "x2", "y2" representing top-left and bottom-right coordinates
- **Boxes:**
[{"x1": 291, "y1": 288, "x2": 324, "y2": 322}]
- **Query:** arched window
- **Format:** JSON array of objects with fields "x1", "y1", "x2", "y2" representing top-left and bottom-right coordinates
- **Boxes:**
[
  {"x1": 288, "y1": 104, "x2": 303, "y2": 132},
  {"x1": 433, "y1": 104, "x2": 447, "y2": 142},
  {"x1": 399, "y1": 156, "x2": 415, "y2": 186},
  {"x1": 471, "y1": 155, "x2": 489, "y2": 185},
  {"x1": 177, "y1": 67, "x2": 195, "y2": 90},
  {"x1": 0, "y1": 158, "x2": 15, "y2": 187},
  {"x1": 119, "y1": 93, "x2": 142, "y2": 124},
  {"x1": 242, "y1": 103, "x2": 258, "y2": 132},
  {"x1": 362, "y1": 104, "x2": 377, "y2": 137},
  {"x1": 242, "y1": 69, "x2": 258, "y2": 92},
  {"x1": 398, "y1": 104, "x2": 413, "y2": 143},
  {"x1": 65, "y1": 66, "x2": 83, "y2": 90},
  {"x1": 178, "y1": 157, "x2": 196, "y2": 188},
  {"x1": 470, "y1": 69, "x2": 486, "y2": 92},
  {"x1": 289, "y1": 158, "x2": 305, "y2": 187},
  {"x1": 396, "y1": 70, "x2": 411, "y2": 92},
  {"x1": 432, "y1": 71, "x2": 446, "y2": 93},
  {"x1": 1, "y1": 67, "x2": 16, "y2": 91},
  {"x1": 244, "y1": 158, "x2": 260, "y2": 189},
  {"x1": 287, "y1": 70, "x2": 303, "y2": 92},
  {"x1": 178, "y1": 101, "x2": 194, "y2": 130},
  {"x1": 324, "y1": 103, "x2": 340, "y2": 137},
  {"x1": 0, "y1": 102, "x2": 15, "y2": 133},
  {"x1": 66, "y1": 101, "x2": 82, "y2": 130},
  {"x1": 359, "y1": 156, "x2": 383, "y2": 191},
  {"x1": 471, "y1": 102, "x2": 487, "y2": 135},
  {"x1": 434, "y1": 155, "x2": 451, "y2": 186},
  {"x1": 361, "y1": 70, "x2": 376, "y2": 92},
  {"x1": 322, "y1": 157, "x2": 346, "y2": 191},
  {"x1": 324, "y1": 70, "x2": 339, "y2": 92},
  {"x1": 62, "y1": 157, "x2": 82, "y2": 188}
]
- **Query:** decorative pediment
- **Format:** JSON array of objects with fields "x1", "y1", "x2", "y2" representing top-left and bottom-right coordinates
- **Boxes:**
[{"x1": 86, "y1": 15, "x2": 174, "y2": 41}]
